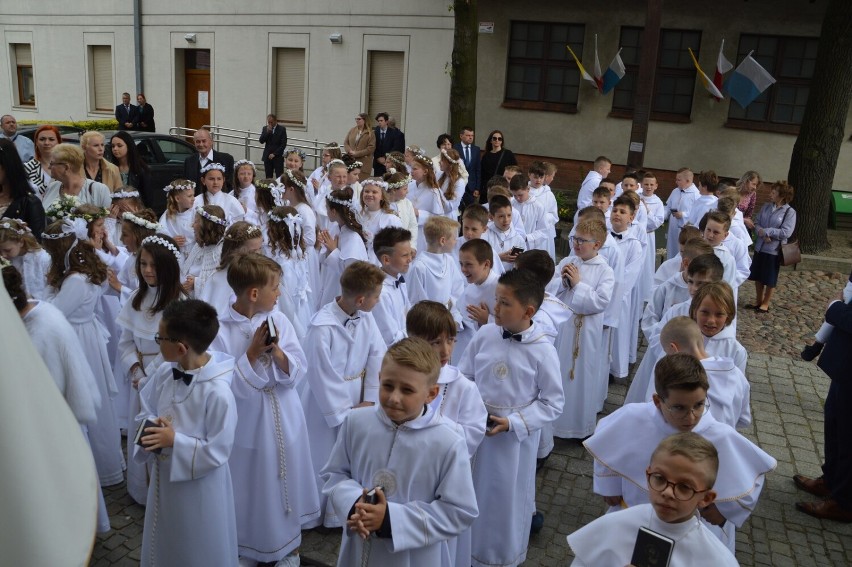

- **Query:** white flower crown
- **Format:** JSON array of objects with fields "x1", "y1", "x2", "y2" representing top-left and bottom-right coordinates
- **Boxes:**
[
  {"x1": 122, "y1": 212, "x2": 161, "y2": 231},
  {"x1": 200, "y1": 162, "x2": 227, "y2": 175},
  {"x1": 269, "y1": 211, "x2": 304, "y2": 226},
  {"x1": 225, "y1": 224, "x2": 261, "y2": 239},
  {"x1": 141, "y1": 235, "x2": 182, "y2": 261},
  {"x1": 362, "y1": 179, "x2": 389, "y2": 190},
  {"x1": 234, "y1": 159, "x2": 256, "y2": 170},
  {"x1": 164, "y1": 181, "x2": 196, "y2": 193},
  {"x1": 327, "y1": 159, "x2": 346, "y2": 168},
  {"x1": 283, "y1": 168, "x2": 306, "y2": 190},
  {"x1": 405, "y1": 145, "x2": 424, "y2": 156},
  {"x1": 41, "y1": 218, "x2": 89, "y2": 241},
  {"x1": 0, "y1": 221, "x2": 27, "y2": 236},
  {"x1": 387, "y1": 176, "x2": 412, "y2": 190},
  {"x1": 195, "y1": 206, "x2": 228, "y2": 227},
  {"x1": 326, "y1": 194, "x2": 357, "y2": 210},
  {"x1": 272, "y1": 187, "x2": 289, "y2": 208},
  {"x1": 347, "y1": 161, "x2": 363, "y2": 172},
  {"x1": 441, "y1": 148, "x2": 462, "y2": 165},
  {"x1": 112, "y1": 190, "x2": 141, "y2": 199},
  {"x1": 286, "y1": 148, "x2": 306, "y2": 160}
]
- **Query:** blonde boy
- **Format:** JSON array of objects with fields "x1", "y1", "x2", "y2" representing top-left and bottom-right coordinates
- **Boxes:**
[
  {"x1": 553, "y1": 220, "x2": 614, "y2": 439},
  {"x1": 569, "y1": 433, "x2": 738, "y2": 566},
  {"x1": 407, "y1": 216, "x2": 465, "y2": 326},
  {"x1": 665, "y1": 167, "x2": 700, "y2": 260},
  {"x1": 301, "y1": 261, "x2": 388, "y2": 527},
  {"x1": 322, "y1": 338, "x2": 479, "y2": 566}
]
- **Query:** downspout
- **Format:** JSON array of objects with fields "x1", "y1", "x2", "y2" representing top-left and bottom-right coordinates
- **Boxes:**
[{"x1": 133, "y1": 0, "x2": 143, "y2": 94}]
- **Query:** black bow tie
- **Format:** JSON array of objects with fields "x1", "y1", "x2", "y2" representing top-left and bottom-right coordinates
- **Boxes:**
[
  {"x1": 172, "y1": 368, "x2": 194, "y2": 385},
  {"x1": 502, "y1": 329, "x2": 522, "y2": 341},
  {"x1": 611, "y1": 231, "x2": 623, "y2": 240},
  {"x1": 344, "y1": 316, "x2": 361, "y2": 327},
  {"x1": 395, "y1": 276, "x2": 405, "y2": 288}
]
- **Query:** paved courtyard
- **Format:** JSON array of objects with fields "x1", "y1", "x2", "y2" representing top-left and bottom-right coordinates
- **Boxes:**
[{"x1": 89, "y1": 268, "x2": 852, "y2": 566}]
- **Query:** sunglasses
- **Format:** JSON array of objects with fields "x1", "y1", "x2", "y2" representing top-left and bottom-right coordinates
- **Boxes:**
[{"x1": 491, "y1": 136, "x2": 503, "y2": 141}]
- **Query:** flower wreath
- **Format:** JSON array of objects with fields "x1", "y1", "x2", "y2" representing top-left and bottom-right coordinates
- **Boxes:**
[
  {"x1": 283, "y1": 168, "x2": 306, "y2": 190},
  {"x1": 122, "y1": 212, "x2": 161, "y2": 231},
  {"x1": 141, "y1": 235, "x2": 182, "y2": 261},
  {"x1": 200, "y1": 162, "x2": 227, "y2": 175},
  {"x1": 112, "y1": 189, "x2": 140, "y2": 199},
  {"x1": 347, "y1": 161, "x2": 364, "y2": 172},
  {"x1": 234, "y1": 159, "x2": 256, "y2": 171},
  {"x1": 285, "y1": 148, "x2": 307, "y2": 160},
  {"x1": 387, "y1": 176, "x2": 412, "y2": 191},
  {"x1": 441, "y1": 148, "x2": 462, "y2": 166},
  {"x1": 362, "y1": 179, "x2": 389, "y2": 190},
  {"x1": 164, "y1": 180, "x2": 196, "y2": 193},
  {"x1": 0, "y1": 221, "x2": 28, "y2": 236},
  {"x1": 195, "y1": 206, "x2": 228, "y2": 227}
]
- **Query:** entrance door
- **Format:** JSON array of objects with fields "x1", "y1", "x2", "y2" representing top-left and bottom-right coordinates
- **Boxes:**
[{"x1": 184, "y1": 50, "x2": 211, "y2": 130}]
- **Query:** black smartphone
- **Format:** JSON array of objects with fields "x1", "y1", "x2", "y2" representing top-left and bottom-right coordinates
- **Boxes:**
[
  {"x1": 510, "y1": 246, "x2": 524, "y2": 256},
  {"x1": 134, "y1": 418, "x2": 162, "y2": 454},
  {"x1": 486, "y1": 416, "x2": 497, "y2": 432},
  {"x1": 265, "y1": 315, "x2": 277, "y2": 346},
  {"x1": 365, "y1": 486, "x2": 382, "y2": 504}
]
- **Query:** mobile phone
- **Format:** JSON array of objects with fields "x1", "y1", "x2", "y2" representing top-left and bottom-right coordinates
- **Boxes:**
[
  {"x1": 365, "y1": 486, "x2": 382, "y2": 504},
  {"x1": 510, "y1": 246, "x2": 524, "y2": 256},
  {"x1": 265, "y1": 315, "x2": 277, "y2": 346},
  {"x1": 486, "y1": 416, "x2": 497, "y2": 432}
]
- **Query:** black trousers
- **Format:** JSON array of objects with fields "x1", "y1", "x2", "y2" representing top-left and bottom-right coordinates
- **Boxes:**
[
  {"x1": 822, "y1": 378, "x2": 852, "y2": 509},
  {"x1": 263, "y1": 156, "x2": 284, "y2": 179}
]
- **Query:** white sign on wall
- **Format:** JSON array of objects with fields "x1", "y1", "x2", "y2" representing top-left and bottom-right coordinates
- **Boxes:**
[
  {"x1": 198, "y1": 91, "x2": 209, "y2": 109},
  {"x1": 479, "y1": 22, "x2": 494, "y2": 34}
]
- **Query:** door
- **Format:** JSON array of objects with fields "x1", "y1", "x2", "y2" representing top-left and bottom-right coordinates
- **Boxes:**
[{"x1": 185, "y1": 49, "x2": 211, "y2": 130}]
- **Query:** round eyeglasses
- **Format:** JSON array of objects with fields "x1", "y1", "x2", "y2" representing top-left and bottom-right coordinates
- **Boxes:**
[
  {"x1": 646, "y1": 471, "x2": 711, "y2": 501},
  {"x1": 661, "y1": 399, "x2": 709, "y2": 420}
]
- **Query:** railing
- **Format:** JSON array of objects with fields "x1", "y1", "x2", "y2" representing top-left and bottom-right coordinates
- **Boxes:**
[{"x1": 168, "y1": 124, "x2": 331, "y2": 171}]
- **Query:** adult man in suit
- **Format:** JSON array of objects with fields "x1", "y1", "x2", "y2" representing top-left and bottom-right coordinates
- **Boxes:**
[
  {"x1": 183, "y1": 126, "x2": 235, "y2": 192},
  {"x1": 794, "y1": 288, "x2": 852, "y2": 523},
  {"x1": 134, "y1": 93, "x2": 155, "y2": 132},
  {"x1": 115, "y1": 93, "x2": 138, "y2": 131},
  {"x1": 372, "y1": 112, "x2": 405, "y2": 176},
  {"x1": 259, "y1": 113, "x2": 287, "y2": 178},
  {"x1": 454, "y1": 126, "x2": 481, "y2": 207}
]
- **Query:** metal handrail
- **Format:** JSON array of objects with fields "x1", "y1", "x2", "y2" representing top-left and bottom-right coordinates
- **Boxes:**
[{"x1": 168, "y1": 125, "x2": 332, "y2": 171}]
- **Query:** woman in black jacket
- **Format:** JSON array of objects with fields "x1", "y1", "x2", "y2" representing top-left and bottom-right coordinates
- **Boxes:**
[
  {"x1": 0, "y1": 138, "x2": 45, "y2": 239},
  {"x1": 108, "y1": 131, "x2": 153, "y2": 208},
  {"x1": 480, "y1": 129, "x2": 518, "y2": 186}
]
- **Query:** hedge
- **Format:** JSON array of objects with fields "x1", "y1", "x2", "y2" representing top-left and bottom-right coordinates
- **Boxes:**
[{"x1": 19, "y1": 119, "x2": 119, "y2": 131}]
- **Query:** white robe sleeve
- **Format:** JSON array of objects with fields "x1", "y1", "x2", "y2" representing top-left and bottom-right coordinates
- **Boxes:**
[
  {"x1": 47, "y1": 275, "x2": 91, "y2": 317},
  {"x1": 305, "y1": 327, "x2": 357, "y2": 428},
  {"x1": 565, "y1": 270, "x2": 613, "y2": 315},
  {"x1": 170, "y1": 388, "x2": 237, "y2": 482},
  {"x1": 507, "y1": 351, "x2": 564, "y2": 442},
  {"x1": 641, "y1": 284, "x2": 669, "y2": 337}
]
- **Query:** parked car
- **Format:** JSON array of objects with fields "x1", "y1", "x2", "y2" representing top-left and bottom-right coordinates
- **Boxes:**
[
  {"x1": 17, "y1": 124, "x2": 84, "y2": 143},
  {"x1": 97, "y1": 131, "x2": 197, "y2": 216}
]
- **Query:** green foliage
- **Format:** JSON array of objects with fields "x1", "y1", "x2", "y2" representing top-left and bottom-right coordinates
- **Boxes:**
[
  {"x1": 19, "y1": 119, "x2": 119, "y2": 131},
  {"x1": 553, "y1": 190, "x2": 575, "y2": 221}
]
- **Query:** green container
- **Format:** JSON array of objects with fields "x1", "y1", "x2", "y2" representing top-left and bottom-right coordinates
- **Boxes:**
[{"x1": 831, "y1": 191, "x2": 852, "y2": 230}]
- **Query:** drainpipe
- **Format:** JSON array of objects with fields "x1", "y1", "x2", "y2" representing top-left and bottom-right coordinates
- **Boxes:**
[{"x1": 133, "y1": 0, "x2": 143, "y2": 94}]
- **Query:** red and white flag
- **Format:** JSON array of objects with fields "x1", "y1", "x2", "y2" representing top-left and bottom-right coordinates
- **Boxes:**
[{"x1": 713, "y1": 39, "x2": 733, "y2": 100}]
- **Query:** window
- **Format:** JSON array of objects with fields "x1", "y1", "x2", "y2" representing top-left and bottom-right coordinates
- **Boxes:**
[
  {"x1": 274, "y1": 48, "x2": 306, "y2": 125},
  {"x1": 727, "y1": 34, "x2": 818, "y2": 132},
  {"x1": 367, "y1": 51, "x2": 404, "y2": 129},
  {"x1": 155, "y1": 138, "x2": 195, "y2": 164},
  {"x1": 611, "y1": 28, "x2": 702, "y2": 121},
  {"x1": 88, "y1": 45, "x2": 114, "y2": 112},
  {"x1": 504, "y1": 21, "x2": 585, "y2": 112},
  {"x1": 11, "y1": 43, "x2": 35, "y2": 106}
]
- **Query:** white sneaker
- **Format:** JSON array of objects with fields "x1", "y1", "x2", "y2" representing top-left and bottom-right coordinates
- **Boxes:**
[
  {"x1": 238, "y1": 557, "x2": 258, "y2": 567},
  {"x1": 275, "y1": 552, "x2": 300, "y2": 567}
]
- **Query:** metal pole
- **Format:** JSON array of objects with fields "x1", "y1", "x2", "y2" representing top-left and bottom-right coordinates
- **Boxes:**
[{"x1": 133, "y1": 0, "x2": 143, "y2": 94}]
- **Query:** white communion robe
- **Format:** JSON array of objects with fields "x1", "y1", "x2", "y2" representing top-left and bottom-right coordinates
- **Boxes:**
[
  {"x1": 410, "y1": 182, "x2": 452, "y2": 251},
  {"x1": 576, "y1": 171, "x2": 602, "y2": 210},
  {"x1": 301, "y1": 300, "x2": 387, "y2": 527},
  {"x1": 458, "y1": 323, "x2": 564, "y2": 567},
  {"x1": 584, "y1": 402, "x2": 776, "y2": 553},
  {"x1": 640, "y1": 193, "x2": 665, "y2": 302},
  {"x1": 686, "y1": 194, "x2": 719, "y2": 227},
  {"x1": 553, "y1": 255, "x2": 614, "y2": 439},
  {"x1": 567, "y1": 504, "x2": 738, "y2": 567},
  {"x1": 195, "y1": 267, "x2": 235, "y2": 318},
  {"x1": 610, "y1": 228, "x2": 645, "y2": 379},
  {"x1": 22, "y1": 299, "x2": 111, "y2": 534},
  {"x1": 533, "y1": 292, "x2": 572, "y2": 459},
  {"x1": 371, "y1": 271, "x2": 411, "y2": 346},
  {"x1": 47, "y1": 274, "x2": 124, "y2": 487},
  {"x1": 322, "y1": 404, "x2": 479, "y2": 567},
  {"x1": 293, "y1": 201, "x2": 321, "y2": 312},
  {"x1": 641, "y1": 270, "x2": 691, "y2": 339},
  {"x1": 212, "y1": 307, "x2": 321, "y2": 562},
  {"x1": 318, "y1": 225, "x2": 368, "y2": 307},
  {"x1": 272, "y1": 250, "x2": 313, "y2": 341},
  {"x1": 453, "y1": 270, "x2": 499, "y2": 365},
  {"x1": 430, "y1": 364, "x2": 488, "y2": 459},
  {"x1": 482, "y1": 224, "x2": 526, "y2": 273},
  {"x1": 358, "y1": 208, "x2": 403, "y2": 265},
  {"x1": 183, "y1": 242, "x2": 223, "y2": 300},
  {"x1": 511, "y1": 195, "x2": 554, "y2": 253},
  {"x1": 390, "y1": 197, "x2": 419, "y2": 251},
  {"x1": 407, "y1": 251, "x2": 465, "y2": 326},
  {"x1": 455, "y1": 235, "x2": 503, "y2": 276},
  {"x1": 134, "y1": 352, "x2": 239, "y2": 567},
  {"x1": 653, "y1": 254, "x2": 682, "y2": 295},
  {"x1": 664, "y1": 184, "x2": 699, "y2": 260},
  {"x1": 12, "y1": 249, "x2": 51, "y2": 300},
  {"x1": 700, "y1": 356, "x2": 752, "y2": 430},
  {"x1": 116, "y1": 289, "x2": 165, "y2": 505},
  {"x1": 159, "y1": 208, "x2": 197, "y2": 258},
  {"x1": 194, "y1": 190, "x2": 245, "y2": 224}
]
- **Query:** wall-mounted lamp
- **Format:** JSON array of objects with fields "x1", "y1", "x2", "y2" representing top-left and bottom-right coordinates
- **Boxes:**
[
  {"x1": 329, "y1": 33, "x2": 343, "y2": 44},
  {"x1": 184, "y1": 33, "x2": 197, "y2": 43}
]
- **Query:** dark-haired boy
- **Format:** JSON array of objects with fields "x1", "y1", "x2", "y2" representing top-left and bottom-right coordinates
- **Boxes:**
[
  {"x1": 526, "y1": 161, "x2": 558, "y2": 258},
  {"x1": 459, "y1": 269, "x2": 564, "y2": 566},
  {"x1": 457, "y1": 204, "x2": 503, "y2": 274},
  {"x1": 609, "y1": 194, "x2": 644, "y2": 382},
  {"x1": 212, "y1": 254, "x2": 317, "y2": 566},
  {"x1": 301, "y1": 261, "x2": 388, "y2": 528},
  {"x1": 584, "y1": 353, "x2": 776, "y2": 553},
  {"x1": 455, "y1": 238, "x2": 499, "y2": 362},
  {"x1": 484, "y1": 195, "x2": 526, "y2": 272},
  {"x1": 577, "y1": 156, "x2": 612, "y2": 209},
  {"x1": 371, "y1": 227, "x2": 414, "y2": 346},
  {"x1": 509, "y1": 173, "x2": 553, "y2": 254},
  {"x1": 135, "y1": 299, "x2": 239, "y2": 566}
]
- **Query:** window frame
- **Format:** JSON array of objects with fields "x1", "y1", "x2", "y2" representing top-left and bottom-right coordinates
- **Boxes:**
[
  {"x1": 10, "y1": 43, "x2": 35, "y2": 107},
  {"x1": 273, "y1": 47, "x2": 307, "y2": 127},
  {"x1": 609, "y1": 27, "x2": 702, "y2": 123},
  {"x1": 16, "y1": 65, "x2": 34, "y2": 106},
  {"x1": 502, "y1": 20, "x2": 585, "y2": 113},
  {"x1": 725, "y1": 33, "x2": 819, "y2": 135},
  {"x1": 87, "y1": 44, "x2": 114, "y2": 114}
]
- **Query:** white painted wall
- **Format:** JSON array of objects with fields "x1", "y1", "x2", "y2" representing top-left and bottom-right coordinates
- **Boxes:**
[
  {"x1": 0, "y1": 0, "x2": 455, "y2": 165},
  {"x1": 476, "y1": 0, "x2": 852, "y2": 189}
]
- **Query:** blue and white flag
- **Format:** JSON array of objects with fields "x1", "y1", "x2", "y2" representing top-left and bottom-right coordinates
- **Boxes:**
[
  {"x1": 601, "y1": 49, "x2": 625, "y2": 95},
  {"x1": 725, "y1": 52, "x2": 776, "y2": 109}
]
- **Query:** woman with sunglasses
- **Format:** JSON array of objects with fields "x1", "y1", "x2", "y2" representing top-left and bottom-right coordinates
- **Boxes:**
[{"x1": 480, "y1": 129, "x2": 517, "y2": 188}]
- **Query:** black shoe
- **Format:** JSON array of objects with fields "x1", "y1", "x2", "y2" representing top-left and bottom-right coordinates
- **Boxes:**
[
  {"x1": 801, "y1": 342, "x2": 824, "y2": 362},
  {"x1": 530, "y1": 512, "x2": 544, "y2": 534},
  {"x1": 536, "y1": 454, "x2": 550, "y2": 472}
]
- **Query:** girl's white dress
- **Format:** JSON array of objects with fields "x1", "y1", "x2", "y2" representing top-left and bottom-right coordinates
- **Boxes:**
[
  {"x1": 358, "y1": 208, "x2": 403, "y2": 265},
  {"x1": 271, "y1": 250, "x2": 313, "y2": 341},
  {"x1": 294, "y1": 201, "x2": 321, "y2": 313},
  {"x1": 159, "y1": 208, "x2": 197, "y2": 258},
  {"x1": 47, "y1": 273, "x2": 125, "y2": 486},
  {"x1": 194, "y1": 191, "x2": 245, "y2": 224},
  {"x1": 390, "y1": 198, "x2": 418, "y2": 251},
  {"x1": 318, "y1": 226, "x2": 368, "y2": 307},
  {"x1": 183, "y1": 242, "x2": 223, "y2": 300}
]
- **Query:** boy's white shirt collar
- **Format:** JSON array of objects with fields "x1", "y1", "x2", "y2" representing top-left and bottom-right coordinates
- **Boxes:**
[{"x1": 375, "y1": 397, "x2": 441, "y2": 430}]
